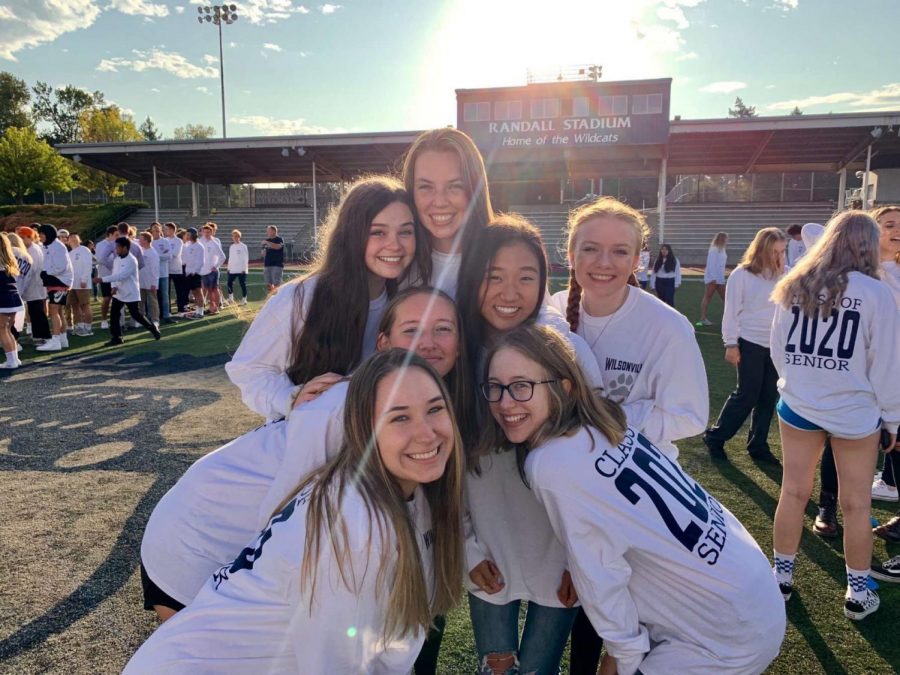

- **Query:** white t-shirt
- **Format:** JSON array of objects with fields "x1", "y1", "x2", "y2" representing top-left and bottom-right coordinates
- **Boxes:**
[
  {"x1": 138, "y1": 247, "x2": 160, "y2": 290},
  {"x1": 101, "y1": 253, "x2": 140, "y2": 303},
  {"x1": 430, "y1": 249, "x2": 462, "y2": 300},
  {"x1": 721, "y1": 266, "x2": 781, "y2": 348},
  {"x1": 141, "y1": 383, "x2": 347, "y2": 606},
  {"x1": 227, "y1": 241, "x2": 250, "y2": 274},
  {"x1": 771, "y1": 272, "x2": 900, "y2": 435},
  {"x1": 43, "y1": 238, "x2": 73, "y2": 286},
  {"x1": 526, "y1": 426, "x2": 784, "y2": 675},
  {"x1": 464, "y1": 449, "x2": 573, "y2": 608},
  {"x1": 167, "y1": 235, "x2": 184, "y2": 275},
  {"x1": 786, "y1": 238, "x2": 806, "y2": 268},
  {"x1": 549, "y1": 286, "x2": 708, "y2": 458},
  {"x1": 182, "y1": 241, "x2": 204, "y2": 275},
  {"x1": 225, "y1": 276, "x2": 388, "y2": 420},
  {"x1": 151, "y1": 237, "x2": 171, "y2": 278},
  {"x1": 200, "y1": 237, "x2": 226, "y2": 276},
  {"x1": 703, "y1": 247, "x2": 727, "y2": 285},
  {"x1": 650, "y1": 258, "x2": 681, "y2": 287},
  {"x1": 127, "y1": 484, "x2": 432, "y2": 674},
  {"x1": 882, "y1": 260, "x2": 900, "y2": 311},
  {"x1": 69, "y1": 245, "x2": 93, "y2": 289}
]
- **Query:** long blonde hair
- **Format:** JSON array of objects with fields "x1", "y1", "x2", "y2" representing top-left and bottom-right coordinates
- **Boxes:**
[
  {"x1": 740, "y1": 227, "x2": 787, "y2": 278},
  {"x1": 292, "y1": 350, "x2": 464, "y2": 641},
  {"x1": 710, "y1": 231, "x2": 728, "y2": 249},
  {"x1": 564, "y1": 197, "x2": 650, "y2": 332},
  {"x1": 772, "y1": 210, "x2": 881, "y2": 319},
  {"x1": 871, "y1": 205, "x2": 900, "y2": 264},
  {"x1": 0, "y1": 233, "x2": 21, "y2": 277},
  {"x1": 5, "y1": 232, "x2": 31, "y2": 265},
  {"x1": 476, "y1": 324, "x2": 628, "y2": 484}
]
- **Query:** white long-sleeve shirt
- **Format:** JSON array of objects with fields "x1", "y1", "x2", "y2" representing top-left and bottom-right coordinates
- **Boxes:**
[
  {"x1": 703, "y1": 247, "x2": 727, "y2": 284},
  {"x1": 526, "y1": 426, "x2": 785, "y2": 675},
  {"x1": 182, "y1": 241, "x2": 204, "y2": 275},
  {"x1": 771, "y1": 272, "x2": 900, "y2": 435},
  {"x1": 21, "y1": 244, "x2": 45, "y2": 301},
  {"x1": 721, "y1": 266, "x2": 780, "y2": 348},
  {"x1": 167, "y1": 235, "x2": 184, "y2": 275},
  {"x1": 101, "y1": 253, "x2": 140, "y2": 303},
  {"x1": 200, "y1": 236, "x2": 226, "y2": 275},
  {"x1": 636, "y1": 250, "x2": 650, "y2": 282},
  {"x1": 141, "y1": 382, "x2": 347, "y2": 606},
  {"x1": 650, "y1": 258, "x2": 681, "y2": 287},
  {"x1": 786, "y1": 238, "x2": 806, "y2": 268},
  {"x1": 43, "y1": 238, "x2": 73, "y2": 286},
  {"x1": 227, "y1": 241, "x2": 250, "y2": 274},
  {"x1": 151, "y1": 237, "x2": 171, "y2": 278},
  {"x1": 549, "y1": 286, "x2": 708, "y2": 458},
  {"x1": 95, "y1": 238, "x2": 116, "y2": 277},
  {"x1": 69, "y1": 245, "x2": 93, "y2": 289},
  {"x1": 225, "y1": 276, "x2": 388, "y2": 420},
  {"x1": 138, "y1": 247, "x2": 160, "y2": 290},
  {"x1": 882, "y1": 260, "x2": 900, "y2": 311},
  {"x1": 127, "y1": 483, "x2": 432, "y2": 674}
]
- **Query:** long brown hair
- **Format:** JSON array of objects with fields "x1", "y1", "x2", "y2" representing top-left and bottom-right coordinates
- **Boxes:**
[
  {"x1": 294, "y1": 350, "x2": 464, "y2": 640},
  {"x1": 476, "y1": 324, "x2": 627, "y2": 483},
  {"x1": 740, "y1": 227, "x2": 787, "y2": 278},
  {"x1": 563, "y1": 197, "x2": 649, "y2": 332},
  {"x1": 773, "y1": 210, "x2": 881, "y2": 319},
  {"x1": 401, "y1": 128, "x2": 495, "y2": 285},
  {"x1": 376, "y1": 286, "x2": 477, "y2": 448},
  {"x1": 286, "y1": 175, "x2": 417, "y2": 385}
]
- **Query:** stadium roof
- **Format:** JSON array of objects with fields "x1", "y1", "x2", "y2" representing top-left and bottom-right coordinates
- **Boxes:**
[{"x1": 54, "y1": 111, "x2": 900, "y2": 186}]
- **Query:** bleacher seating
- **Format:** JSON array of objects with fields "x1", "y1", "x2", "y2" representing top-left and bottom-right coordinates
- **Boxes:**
[{"x1": 126, "y1": 208, "x2": 318, "y2": 262}]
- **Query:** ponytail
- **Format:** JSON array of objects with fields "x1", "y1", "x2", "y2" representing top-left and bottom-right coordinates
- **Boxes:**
[{"x1": 565, "y1": 267, "x2": 582, "y2": 332}]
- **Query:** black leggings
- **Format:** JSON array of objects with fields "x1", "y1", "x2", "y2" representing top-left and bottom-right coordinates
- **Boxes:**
[
  {"x1": 27, "y1": 298, "x2": 52, "y2": 340},
  {"x1": 227, "y1": 273, "x2": 247, "y2": 298},
  {"x1": 413, "y1": 614, "x2": 445, "y2": 675},
  {"x1": 569, "y1": 608, "x2": 603, "y2": 675}
]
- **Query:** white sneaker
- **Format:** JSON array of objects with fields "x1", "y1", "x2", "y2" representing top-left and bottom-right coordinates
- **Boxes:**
[
  {"x1": 36, "y1": 336, "x2": 62, "y2": 351},
  {"x1": 0, "y1": 360, "x2": 19, "y2": 369},
  {"x1": 100, "y1": 320, "x2": 109, "y2": 329},
  {"x1": 240, "y1": 298, "x2": 248, "y2": 306},
  {"x1": 844, "y1": 589, "x2": 880, "y2": 621},
  {"x1": 16, "y1": 343, "x2": 22, "y2": 353},
  {"x1": 25, "y1": 323, "x2": 32, "y2": 335},
  {"x1": 59, "y1": 334, "x2": 69, "y2": 349},
  {"x1": 872, "y1": 479, "x2": 899, "y2": 502}
]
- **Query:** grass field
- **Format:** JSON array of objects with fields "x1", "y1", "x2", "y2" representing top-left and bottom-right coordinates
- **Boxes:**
[{"x1": 1, "y1": 272, "x2": 898, "y2": 673}]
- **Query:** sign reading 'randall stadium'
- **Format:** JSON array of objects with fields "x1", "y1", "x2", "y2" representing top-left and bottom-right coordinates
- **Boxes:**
[{"x1": 457, "y1": 78, "x2": 671, "y2": 152}]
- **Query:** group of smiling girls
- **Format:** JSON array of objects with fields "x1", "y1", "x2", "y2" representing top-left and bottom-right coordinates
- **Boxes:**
[{"x1": 127, "y1": 128, "x2": 791, "y2": 675}]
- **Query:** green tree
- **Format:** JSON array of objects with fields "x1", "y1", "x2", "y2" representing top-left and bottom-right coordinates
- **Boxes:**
[
  {"x1": 0, "y1": 126, "x2": 74, "y2": 204},
  {"x1": 173, "y1": 123, "x2": 216, "y2": 140},
  {"x1": 728, "y1": 97, "x2": 758, "y2": 118},
  {"x1": 139, "y1": 116, "x2": 161, "y2": 141},
  {"x1": 76, "y1": 105, "x2": 143, "y2": 198},
  {"x1": 790, "y1": 106, "x2": 803, "y2": 116},
  {"x1": 0, "y1": 72, "x2": 31, "y2": 135},
  {"x1": 31, "y1": 82, "x2": 105, "y2": 145}
]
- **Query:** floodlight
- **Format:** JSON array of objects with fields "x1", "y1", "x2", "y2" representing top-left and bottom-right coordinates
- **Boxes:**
[
  {"x1": 281, "y1": 148, "x2": 290, "y2": 157},
  {"x1": 297, "y1": 147, "x2": 307, "y2": 156}
]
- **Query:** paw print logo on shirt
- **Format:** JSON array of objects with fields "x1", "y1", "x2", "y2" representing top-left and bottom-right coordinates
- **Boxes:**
[{"x1": 607, "y1": 372, "x2": 634, "y2": 402}]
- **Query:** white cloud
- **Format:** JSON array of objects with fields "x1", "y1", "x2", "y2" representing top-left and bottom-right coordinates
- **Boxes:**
[
  {"x1": 230, "y1": 115, "x2": 346, "y2": 135},
  {"x1": 767, "y1": 83, "x2": 900, "y2": 112},
  {"x1": 232, "y1": 0, "x2": 310, "y2": 25},
  {"x1": 765, "y1": 84, "x2": 776, "y2": 89},
  {"x1": 263, "y1": 43, "x2": 282, "y2": 51},
  {"x1": 229, "y1": 41, "x2": 237, "y2": 47},
  {"x1": 700, "y1": 81, "x2": 747, "y2": 94},
  {"x1": 772, "y1": 0, "x2": 798, "y2": 9},
  {"x1": 675, "y1": 51, "x2": 698, "y2": 61},
  {"x1": 175, "y1": 5, "x2": 184, "y2": 12},
  {"x1": 97, "y1": 48, "x2": 219, "y2": 78},
  {"x1": 151, "y1": 87, "x2": 161, "y2": 92},
  {"x1": 196, "y1": 85, "x2": 211, "y2": 94},
  {"x1": 202, "y1": 54, "x2": 219, "y2": 64},
  {"x1": 319, "y1": 3, "x2": 341, "y2": 13},
  {"x1": 0, "y1": 0, "x2": 101, "y2": 61},
  {"x1": 0, "y1": 6, "x2": 16, "y2": 20},
  {"x1": 657, "y1": 5, "x2": 688, "y2": 29},
  {"x1": 109, "y1": 0, "x2": 170, "y2": 17}
]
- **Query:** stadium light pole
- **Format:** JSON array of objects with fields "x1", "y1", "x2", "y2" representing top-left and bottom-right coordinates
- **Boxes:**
[{"x1": 197, "y1": 4, "x2": 239, "y2": 138}]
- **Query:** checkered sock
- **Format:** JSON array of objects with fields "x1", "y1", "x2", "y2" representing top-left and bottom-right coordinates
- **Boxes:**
[
  {"x1": 846, "y1": 566, "x2": 870, "y2": 603},
  {"x1": 774, "y1": 551, "x2": 796, "y2": 585}
]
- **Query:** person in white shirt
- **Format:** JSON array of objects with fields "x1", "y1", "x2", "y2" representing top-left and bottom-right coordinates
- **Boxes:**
[
  {"x1": 181, "y1": 228, "x2": 205, "y2": 318},
  {"x1": 225, "y1": 229, "x2": 249, "y2": 305},
  {"x1": 163, "y1": 222, "x2": 186, "y2": 314},
  {"x1": 199, "y1": 223, "x2": 226, "y2": 315},
  {"x1": 697, "y1": 231, "x2": 728, "y2": 326},
  {"x1": 785, "y1": 223, "x2": 806, "y2": 268},
  {"x1": 479, "y1": 324, "x2": 784, "y2": 675},
  {"x1": 149, "y1": 222, "x2": 173, "y2": 323},
  {"x1": 770, "y1": 210, "x2": 900, "y2": 621},
  {"x1": 96, "y1": 237, "x2": 161, "y2": 346},
  {"x1": 703, "y1": 228, "x2": 787, "y2": 465},
  {"x1": 35, "y1": 224, "x2": 73, "y2": 352},
  {"x1": 94, "y1": 226, "x2": 118, "y2": 329},
  {"x1": 401, "y1": 128, "x2": 494, "y2": 300},
  {"x1": 138, "y1": 233, "x2": 161, "y2": 327},
  {"x1": 548, "y1": 197, "x2": 708, "y2": 671},
  {"x1": 635, "y1": 243, "x2": 650, "y2": 290},
  {"x1": 65, "y1": 233, "x2": 94, "y2": 336},
  {"x1": 16, "y1": 225, "x2": 51, "y2": 343},
  {"x1": 125, "y1": 350, "x2": 465, "y2": 674},
  {"x1": 226, "y1": 176, "x2": 418, "y2": 421},
  {"x1": 650, "y1": 243, "x2": 681, "y2": 307}
]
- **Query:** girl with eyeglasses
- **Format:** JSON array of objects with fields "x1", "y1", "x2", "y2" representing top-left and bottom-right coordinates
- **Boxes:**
[
  {"x1": 480, "y1": 323, "x2": 785, "y2": 675},
  {"x1": 126, "y1": 350, "x2": 464, "y2": 673}
]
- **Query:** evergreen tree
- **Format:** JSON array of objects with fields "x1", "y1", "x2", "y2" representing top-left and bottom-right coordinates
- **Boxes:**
[
  {"x1": 139, "y1": 116, "x2": 161, "y2": 141},
  {"x1": 728, "y1": 97, "x2": 758, "y2": 118},
  {"x1": 790, "y1": 106, "x2": 803, "y2": 116},
  {"x1": 0, "y1": 72, "x2": 31, "y2": 135}
]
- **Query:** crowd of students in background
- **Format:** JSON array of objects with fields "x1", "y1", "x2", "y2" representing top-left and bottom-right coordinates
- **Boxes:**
[
  {"x1": 0, "y1": 218, "x2": 274, "y2": 367},
  {"x1": 111, "y1": 127, "x2": 899, "y2": 675}
]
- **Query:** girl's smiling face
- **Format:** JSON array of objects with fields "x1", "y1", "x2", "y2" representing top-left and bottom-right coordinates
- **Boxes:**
[
  {"x1": 377, "y1": 293, "x2": 459, "y2": 377},
  {"x1": 877, "y1": 210, "x2": 900, "y2": 260},
  {"x1": 412, "y1": 150, "x2": 470, "y2": 253},
  {"x1": 363, "y1": 201, "x2": 416, "y2": 281},
  {"x1": 478, "y1": 242, "x2": 541, "y2": 336},
  {"x1": 569, "y1": 216, "x2": 640, "y2": 314}
]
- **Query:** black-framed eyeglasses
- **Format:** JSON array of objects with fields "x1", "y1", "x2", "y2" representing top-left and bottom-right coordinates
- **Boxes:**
[{"x1": 480, "y1": 379, "x2": 559, "y2": 403}]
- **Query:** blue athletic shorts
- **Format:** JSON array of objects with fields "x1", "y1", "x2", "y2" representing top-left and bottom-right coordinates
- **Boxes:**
[{"x1": 776, "y1": 398, "x2": 823, "y2": 432}]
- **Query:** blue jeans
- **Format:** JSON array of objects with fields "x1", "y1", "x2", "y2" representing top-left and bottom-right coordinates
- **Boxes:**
[
  {"x1": 468, "y1": 593, "x2": 577, "y2": 674},
  {"x1": 157, "y1": 276, "x2": 170, "y2": 318}
]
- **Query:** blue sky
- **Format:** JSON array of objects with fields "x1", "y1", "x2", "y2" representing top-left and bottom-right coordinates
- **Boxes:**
[{"x1": 2, "y1": 0, "x2": 899, "y2": 139}]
